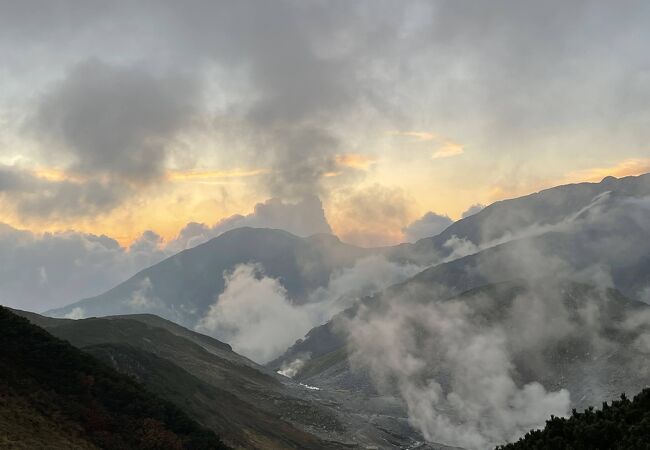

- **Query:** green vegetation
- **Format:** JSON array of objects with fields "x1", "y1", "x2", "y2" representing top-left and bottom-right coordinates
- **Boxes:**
[
  {"x1": 498, "y1": 389, "x2": 650, "y2": 449},
  {"x1": 0, "y1": 306, "x2": 228, "y2": 449},
  {"x1": 11, "y1": 309, "x2": 348, "y2": 449}
]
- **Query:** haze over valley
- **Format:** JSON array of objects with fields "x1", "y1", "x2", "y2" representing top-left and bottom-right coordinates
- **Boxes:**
[{"x1": 2, "y1": 2, "x2": 650, "y2": 449}]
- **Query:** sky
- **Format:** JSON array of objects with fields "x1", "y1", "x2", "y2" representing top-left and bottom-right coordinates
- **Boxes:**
[{"x1": 1, "y1": 0, "x2": 650, "y2": 250}]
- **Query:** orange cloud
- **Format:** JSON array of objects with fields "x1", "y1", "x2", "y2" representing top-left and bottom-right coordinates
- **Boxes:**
[
  {"x1": 482, "y1": 157, "x2": 650, "y2": 207},
  {"x1": 334, "y1": 153, "x2": 378, "y2": 170},
  {"x1": 565, "y1": 158, "x2": 650, "y2": 183},
  {"x1": 393, "y1": 131, "x2": 439, "y2": 142},
  {"x1": 393, "y1": 130, "x2": 464, "y2": 159},
  {"x1": 31, "y1": 166, "x2": 270, "y2": 183},
  {"x1": 323, "y1": 153, "x2": 379, "y2": 178},
  {"x1": 32, "y1": 167, "x2": 86, "y2": 182},
  {"x1": 167, "y1": 168, "x2": 269, "y2": 182},
  {"x1": 432, "y1": 142, "x2": 464, "y2": 159},
  {"x1": 327, "y1": 183, "x2": 415, "y2": 247}
]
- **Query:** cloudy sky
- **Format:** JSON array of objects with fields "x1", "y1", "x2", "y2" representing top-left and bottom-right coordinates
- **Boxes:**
[{"x1": 1, "y1": 0, "x2": 650, "y2": 250}]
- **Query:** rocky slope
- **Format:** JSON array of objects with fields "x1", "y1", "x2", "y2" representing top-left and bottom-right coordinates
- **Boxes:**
[
  {"x1": 390, "y1": 174, "x2": 650, "y2": 267},
  {"x1": 271, "y1": 279, "x2": 650, "y2": 449}
]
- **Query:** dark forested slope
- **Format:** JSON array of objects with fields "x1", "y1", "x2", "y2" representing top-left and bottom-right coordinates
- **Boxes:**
[
  {"x1": 0, "y1": 306, "x2": 227, "y2": 450},
  {"x1": 498, "y1": 388, "x2": 650, "y2": 449}
]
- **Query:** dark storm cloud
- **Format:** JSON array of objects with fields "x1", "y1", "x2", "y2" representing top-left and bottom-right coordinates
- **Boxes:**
[
  {"x1": 31, "y1": 59, "x2": 198, "y2": 182},
  {"x1": 152, "y1": 0, "x2": 650, "y2": 192},
  {"x1": 0, "y1": 58, "x2": 200, "y2": 218},
  {"x1": 14, "y1": 179, "x2": 126, "y2": 219},
  {"x1": 159, "y1": 0, "x2": 379, "y2": 198},
  {"x1": 2, "y1": 0, "x2": 377, "y2": 201},
  {"x1": 264, "y1": 127, "x2": 341, "y2": 198},
  {"x1": 0, "y1": 1, "x2": 110, "y2": 41},
  {"x1": 0, "y1": 165, "x2": 31, "y2": 191},
  {"x1": 0, "y1": 164, "x2": 124, "y2": 219},
  {"x1": 2, "y1": 0, "x2": 650, "y2": 208}
]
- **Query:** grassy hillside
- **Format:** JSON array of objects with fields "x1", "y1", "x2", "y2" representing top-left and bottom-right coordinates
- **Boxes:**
[
  {"x1": 0, "y1": 306, "x2": 227, "y2": 450},
  {"x1": 85, "y1": 343, "x2": 340, "y2": 449},
  {"x1": 13, "y1": 310, "x2": 351, "y2": 449},
  {"x1": 498, "y1": 389, "x2": 650, "y2": 449}
]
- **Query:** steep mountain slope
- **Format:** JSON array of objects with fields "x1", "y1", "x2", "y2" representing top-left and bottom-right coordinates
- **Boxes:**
[
  {"x1": 272, "y1": 279, "x2": 650, "y2": 450},
  {"x1": 48, "y1": 228, "x2": 370, "y2": 327},
  {"x1": 0, "y1": 306, "x2": 227, "y2": 450},
  {"x1": 14, "y1": 309, "x2": 444, "y2": 449},
  {"x1": 498, "y1": 388, "x2": 650, "y2": 449},
  {"x1": 391, "y1": 173, "x2": 650, "y2": 266},
  {"x1": 49, "y1": 174, "x2": 650, "y2": 341},
  {"x1": 15, "y1": 311, "x2": 340, "y2": 449},
  {"x1": 267, "y1": 175, "x2": 650, "y2": 448},
  {"x1": 86, "y1": 344, "x2": 337, "y2": 450},
  {"x1": 279, "y1": 280, "x2": 650, "y2": 404},
  {"x1": 276, "y1": 173, "x2": 650, "y2": 385}
]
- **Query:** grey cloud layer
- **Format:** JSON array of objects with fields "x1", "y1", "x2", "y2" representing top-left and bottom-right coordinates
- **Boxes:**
[
  {"x1": 403, "y1": 211, "x2": 453, "y2": 242},
  {"x1": 168, "y1": 196, "x2": 332, "y2": 251},
  {"x1": 1, "y1": 59, "x2": 199, "y2": 218},
  {"x1": 31, "y1": 59, "x2": 198, "y2": 183},
  {"x1": 0, "y1": 223, "x2": 167, "y2": 312},
  {"x1": 0, "y1": 196, "x2": 333, "y2": 312},
  {"x1": 3, "y1": 0, "x2": 649, "y2": 208},
  {"x1": 0, "y1": 164, "x2": 126, "y2": 219},
  {"x1": 461, "y1": 203, "x2": 485, "y2": 219}
]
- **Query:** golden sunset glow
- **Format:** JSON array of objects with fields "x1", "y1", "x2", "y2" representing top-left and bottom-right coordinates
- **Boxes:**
[
  {"x1": 334, "y1": 153, "x2": 378, "y2": 170},
  {"x1": 565, "y1": 158, "x2": 650, "y2": 183},
  {"x1": 0, "y1": 2, "x2": 648, "y2": 251},
  {"x1": 431, "y1": 142, "x2": 464, "y2": 159},
  {"x1": 1, "y1": 153, "x2": 647, "y2": 249},
  {"x1": 4, "y1": 7, "x2": 650, "y2": 446},
  {"x1": 32, "y1": 167, "x2": 79, "y2": 182}
]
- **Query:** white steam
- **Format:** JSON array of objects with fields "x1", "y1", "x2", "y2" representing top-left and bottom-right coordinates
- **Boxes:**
[
  {"x1": 341, "y1": 191, "x2": 650, "y2": 448},
  {"x1": 196, "y1": 256, "x2": 422, "y2": 363},
  {"x1": 195, "y1": 264, "x2": 312, "y2": 363},
  {"x1": 344, "y1": 292, "x2": 570, "y2": 449},
  {"x1": 64, "y1": 306, "x2": 85, "y2": 320},
  {"x1": 440, "y1": 190, "x2": 618, "y2": 266},
  {"x1": 307, "y1": 255, "x2": 423, "y2": 325},
  {"x1": 442, "y1": 235, "x2": 480, "y2": 260},
  {"x1": 277, "y1": 354, "x2": 311, "y2": 378},
  {"x1": 126, "y1": 277, "x2": 161, "y2": 310}
]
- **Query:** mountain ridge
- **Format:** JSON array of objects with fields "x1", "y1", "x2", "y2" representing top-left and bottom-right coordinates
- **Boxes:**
[
  {"x1": 0, "y1": 306, "x2": 228, "y2": 450},
  {"x1": 47, "y1": 227, "x2": 371, "y2": 326}
]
